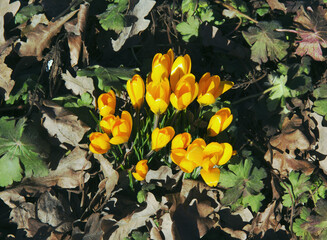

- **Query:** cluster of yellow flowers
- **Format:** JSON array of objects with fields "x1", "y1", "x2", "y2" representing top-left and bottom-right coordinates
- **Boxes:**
[{"x1": 89, "y1": 49, "x2": 234, "y2": 187}]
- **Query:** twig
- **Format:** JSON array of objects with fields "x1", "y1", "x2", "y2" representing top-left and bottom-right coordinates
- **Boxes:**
[{"x1": 214, "y1": 0, "x2": 258, "y2": 24}]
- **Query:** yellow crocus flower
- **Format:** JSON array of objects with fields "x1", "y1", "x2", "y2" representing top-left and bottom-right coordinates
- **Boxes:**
[
  {"x1": 127, "y1": 74, "x2": 145, "y2": 111},
  {"x1": 89, "y1": 132, "x2": 111, "y2": 154},
  {"x1": 146, "y1": 78, "x2": 171, "y2": 115},
  {"x1": 207, "y1": 108, "x2": 233, "y2": 137},
  {"x1": 132, "y1": 160, "x2": 149, "y2": 181},
  {"x1": 97, "y1": 90, "x2": 116, "y2": 117},
  {"x1": 151, "y1": 126, "x2": 175, "y2": 151}
]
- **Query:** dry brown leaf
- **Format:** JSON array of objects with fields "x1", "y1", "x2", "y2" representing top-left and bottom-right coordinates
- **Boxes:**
[
  {"x1": 264, "y1": 114, "x2": 315, "y2": 176},
  {"x1": 36, "y1": 191, "x2": 73, "y2": 231},
  {"x1": 0, "y1": 44, "x2": 15, "y2": 100},
  {"x1": 145, "y1": 165, "x2": 183, "y2": 189},
  {"x1": 266, "y1": 0, "x2": 287, "y2": 13},
  {"x1": 0, "y1": 0, "x2": 20, "y2": 44},
  {"x1": 104, "y1": 192, "x2": 166, "y2": 240},
  {"x1": 61, "y1": 71, "x2": 94, "y2": 100},
  {"x1": 112, "y1": 0, "x2": 156, "y2": 51},
  {"x1": 94, "y1": 154, "x2": 119, "y2": 203},
  {"x1": 64, "y1": 3, "x2": 89, "y2": 67},
  {"x1": 40, "y1": 100, "x2": 90, "y2": 147},
  {"x1": 19, "y1": 13, "x2": 49, "y2": 36},
  {"x1": 10, "y1": 202, "x2": 35, "y2": 229},
  {"x1": 15, "y1": 10, "x2": 77, "y2": 60},
  {"x1": 244, "y1": 201, "x2": 285, "y2": 238}
]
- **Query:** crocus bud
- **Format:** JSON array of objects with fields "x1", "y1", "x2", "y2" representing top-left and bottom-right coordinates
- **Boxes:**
[
  {"x1": 110, "y1": 111, "x2": 133, "y2": 145},
  {"x1": 98, "y1": 90, "x2": 116, "y2": 117},
  {"x1": 207, "y1": 108, "x2": 233, "y2": 137},
  {"x1": 127, "y1": 74, "x2": 145, "y2": 110},
  {"x1": 170, "y1": 54, "x2": 192, "y2": 91},
  {"x1": 132, "y1": 160, "x2": 148, "y2": 181},
  {"x1": 197, "y1": 73, "x2": 234, "y2": 106},
  {"x1": 151, "y1": 126, "x2": 175, "y2": 151},
  {"x1": 151, "y1": 49, "x2": 174, "y2": 84},
  {"x1": 89, "y1": 132, "x2": 111, "y2": 154},
  {"x1": 146, "y1": 78, "x2": 171, "y2": 115},
  {"x1": 170, "y1": 74, "x2": 199, "y2": 110}
]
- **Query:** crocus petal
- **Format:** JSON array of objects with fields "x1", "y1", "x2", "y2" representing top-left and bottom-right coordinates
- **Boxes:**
[
  {"x1": 133, "y1": 160, "x2": 148, "y2": 181},
  {"x1": 170, "y1": 149, "x2": 187, "y2": 165},
  {"x1": 218, "y1": 143, "x2": 233, "y2": 165},
  {"x1": 98, "y1": 90, "x2": 116, "y2": 117},
  {"x1": 89, "y1": 132, "x2": 110, "y2": 154},
  {"x1": 110, "y1": 135, "x2": 129, "y2": 145},
  {"x1": 152, "y1": 127, "x2": 175, "y2": 151},
  {"x1": 127, "y1": 74, "x2": 145, "y2": 110},
  {"x1": 179, "y1": 160, "x2": 197, "y2": 173},
  {"x1": 171, "y1": 132, "x2": 192, "y2": 149},
  {"x1": 216, "y1": 81, "x2": 234, "y2": 97},
  {"x1": 207, "y1": 108, "x2": 233, "y2": 137},
  {"x1": 170, "y1": 54, "x2": 191, "y2": 91},
  {"x1": 200, "y1": 167, "x2": 220, "y2": 187}
]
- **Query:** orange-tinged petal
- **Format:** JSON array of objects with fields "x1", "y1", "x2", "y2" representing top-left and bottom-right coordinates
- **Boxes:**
[
  {"x1": 89, "y1": 132, "x2": 110, "y2": 154},
  {"x1": 179, "y1": 159, "x2": 197, "y2": 173},
  {"x1": 121, "y1": 111, "x2": 133, "y2": 132},
  {"x1": 218, "y1": 143, "x2": 233, "y2": 165},
  {"x1": 200, "y1": 167, "x2": 220, "y2": 187},
  {"x1": 100, "y1": 114, "x2": 117, "y2": 134},
  {"x1": 215, "y1": 81, "x2": 234, "y2": 97},
  {"x1": 152, "y1": 127, "x2": 175, "y2": 151},
  {"x1": 171, "y1": 132, "x2": 192, "y2": 149},
  {"x1": 170, "y1": 149, "x2": 187, "y2": 165},
  {"x1": 133, "y1": 160, "x2": 148, "y2": 181},
  {"x1": 207, "y1": 108, "x2": 233, "y2": 137},
  {"x1": 190, "y1": 138, "x2": 206, "y2": 149},
  {"x1": 170, "y1": 54, "x2": 191, "y2": 91},
  {"x1": 98, "y1": 90, "x2": 116, "y2": 117}
]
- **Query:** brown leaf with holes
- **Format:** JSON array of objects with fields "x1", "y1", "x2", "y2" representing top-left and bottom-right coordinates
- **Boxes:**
[
  {"x1": 15, "y1": 10, "x2": 77, "y2": 60},
  {"x1": 266, "y1": 0, "x2": 287, "y2": 13},
  {"x1": 0, "y1": 0, "x2": 20, "y2": 44},
  {"x1": 264, "y1": 114, "x2": 315, "y2": 176},
  {"x1": 64, "y1": 3, "x2": 89, "y2": 67},
  {"x1": 39, "y1": 100, "x2": 90, "y2": 147}
]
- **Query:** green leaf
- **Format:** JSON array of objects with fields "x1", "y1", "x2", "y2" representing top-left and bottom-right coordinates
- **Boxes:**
[
  {"x1": 281, "y1": 171, "x2": 311, "y2": 208},
  {"x1": 0, "y1": 117, "x2": 48, "y2": 187},
  {"x1": 198, "y1": 6, "x2": 214, "y2": 22},
  {"x1": 7, "y1": 77, "x2": 39, "y2": 105},
  {"x1": 219, "y1": 159, "x2": 267, "y2": 212},
  {"x1": 137, "y1": 190, "x2": 146, "y2": 203},
  {"x1": 15, "y1": 4, "x2": 43, "y2": 24},
  {"x1": 266, "y1": 74, "x2": 292, "y2": 111},
  {"x1": 313, "y1": 85, "x2": 327, "y2": 99},
  {"x1": 131, "y1": 231, "x2": 149, "y2": 240},
  {"x1": 242, "y1": 21, "x2": 289, "y2": 64},
  {"x1": 313, "y1": 99, "x2": 327, "y2": 121},
  {"x1": 176, "y1": 16, "x2": 200, "y2": 42},
  {"x1": 77, "y1": 65, "x2": 138, "y2": 92},
  {"x1": 301, "y1": 199, "x2": 327, "y2": 239},
  {"x1": 97, "y1": 0, "x2": 128, "y2": 33},
  {"x1": 182, "y1": 0, "x2": 197, "y2": 14}
]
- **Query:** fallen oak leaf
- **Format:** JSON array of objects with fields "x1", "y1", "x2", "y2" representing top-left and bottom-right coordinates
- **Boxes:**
[
  {"x1": 64, "y1": 3, "x2": 89, "y2": 67},
  {"x1": 0, "y1": 44, "x2": 15, "y2": 100},
  {"x1": 0, "y1": 0, "x2": 20, "y2": 44},
  {"x1": 266, "y1": 0, "x2": 287, "y2": 13},
  {"x1": 15, "y1": 10, "x2": 77, "y2": 60},
  {"x1": 111, "y1": 0, "x2": 156, "y2": 51},
  {"x1": 39, "y1": 100, "x2": 90, "y2": 147}
]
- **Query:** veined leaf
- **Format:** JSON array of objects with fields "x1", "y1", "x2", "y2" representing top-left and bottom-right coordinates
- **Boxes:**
[
  {"x1": 242, "y1": 21, "x2": 289, "y2": 64},
  {"x1": 77, "y1": 65, "x2": 138, "y2": 92},
  {"x1": 219, "y1": 158, "x2": 267, "y2": 212},
  {"x1": 176, "y1": 15, "x2": 200, "y2": 42},
  {"x1": 97, "y1": 0, "x2": 128, "y2": 33},
  {"x1": 0, "y1": 117, "x2": 48, "y2": 187}
]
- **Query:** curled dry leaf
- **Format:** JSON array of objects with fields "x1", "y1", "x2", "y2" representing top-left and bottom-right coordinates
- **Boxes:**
[
  {"x1": 145, "y1": 165, "x2": 183, "y2": 189},
  {"x1": 61, "y1": 71, "x2": 95, "y2": 101},
  {"x1": 264, "y1": 114, "x2": 315, "y2": 176},
  {"x1": 64, "y1": 3, "x2": 89, "y2": 67},
  {"x1": 112, "y1": 0, "x2": 156, "y2": 51},
  {"x1": 244, "y1": 201, "x2": 284, "y2": 238},
  {"x1": 40, "y1": 100, "x2": 90, "y2": 147},
  {"x1": 103, "y1": 192, "x2": 166, "y2": 240},
  {"x1": 266, "y1": 0, "x2": 287, "y2": 13},
  {"x1": 0, "y1": 0, "x2": 20, "y2": 44},
  {"x1": 15, "y1": 10, "x2": 77, "y2": 60},
  {"x1": 0, "y1": 44, "x2": 15, "y2": 100}
]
